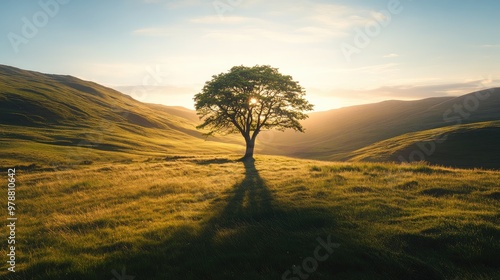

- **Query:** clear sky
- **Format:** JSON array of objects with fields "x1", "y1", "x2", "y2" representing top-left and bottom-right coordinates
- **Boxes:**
[{"x1": 1, "y1": 0, "x2": 499, "y2": 111}]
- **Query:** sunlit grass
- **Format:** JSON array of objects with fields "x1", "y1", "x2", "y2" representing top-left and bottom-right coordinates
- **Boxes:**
[{"x1": 1, "y1": 155, "x2": 499, "y2": 279}]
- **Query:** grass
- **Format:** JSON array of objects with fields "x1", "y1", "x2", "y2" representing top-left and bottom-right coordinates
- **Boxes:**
[
  {"x1": 1, "y1": 155, "x2": 499, "y2": 279},
  {"x1": 348, "y1": 121, "x2": 500, "y2": 169}
]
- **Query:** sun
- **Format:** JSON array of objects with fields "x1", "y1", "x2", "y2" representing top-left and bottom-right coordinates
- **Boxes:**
[{"x1": 249, "y1": 98, "x2": 258, "y2": 105}]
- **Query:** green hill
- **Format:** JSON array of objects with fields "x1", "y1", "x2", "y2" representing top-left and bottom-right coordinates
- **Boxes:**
[
  {"x1": 3, "y1": 64, "x2": 498, "y2": 170},
  {"x1": 0, "y1": 64, "x2": 244, "y2": 167},
  {"x1": 347, "y1": 121, "x2": 500, "y2": 169},
  {"x1": 259, "y1": 88, "x2": 500, "y2": 161}
]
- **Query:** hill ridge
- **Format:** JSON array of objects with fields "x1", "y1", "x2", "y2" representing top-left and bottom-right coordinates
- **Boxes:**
[
  {"x1": 1, "y1": 64, "x2": 499, "y2": 170},
  {"x1": 259, "y1": 88, "x2": 500, "y2": 161}
]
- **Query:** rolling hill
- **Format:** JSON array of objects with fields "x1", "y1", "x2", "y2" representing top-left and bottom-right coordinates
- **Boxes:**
[
  {"x1": 1, "y1": 64, "x2": 499, "y2": 170},
  {"x1": 347, "y1": 120, "x2": 500, "y2": 169},
  {"x1": 259, "y1": 88, "x2": 500, "y2": 161},
  {"x1": 0, "y1": 65, "x2": 244, "y2": 167}
]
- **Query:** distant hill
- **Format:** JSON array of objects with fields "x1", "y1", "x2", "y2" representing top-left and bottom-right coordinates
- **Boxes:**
[
  {"x1": 347, "y1": 120, "x2": 500, "y2": 169},
  {"x1": 0, "y1": 65, "x2": 243, "y2": 167},
  {"x1": 2, "y1": 64, "x2": 499, "y2": 170},
  {"x1": 259, "y1": 88, "x2": 500, "y2": 162}
]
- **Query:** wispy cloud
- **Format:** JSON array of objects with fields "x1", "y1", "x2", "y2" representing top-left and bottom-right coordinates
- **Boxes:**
[
  {"x1": 305, "y1": 3, "x2": 374, "y2": 30},
  {"x1": 316, "y1": 79, "x2": 500, "y2": 101},
  {"x1": 132, "y1": 27, "x2": 176, "y2": 36},
  {"x1": 480, "y1": 44, "x2": 500, "y2": 48},
  {"x1": 383, "y1": 53, "x2": 400, "y2": 58},
  {"x1": 133, "y1": 2, "x2": 380, "y2": 43},
  {"x1": 202, "y1": 26, "x2": 343, "y2": 44},
  {"x1": 189, "y1": 16, "x2": 266, "y2": 25},
  {"x1": 336, "y1": 63, "x2": 400, "y2": 74},
  {"x1": 142, "y1": 0, "x2": 203, "y2": 8}
]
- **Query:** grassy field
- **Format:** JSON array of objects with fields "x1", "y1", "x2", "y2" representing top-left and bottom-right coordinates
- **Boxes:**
[{"x1": 1, "y1": 155, "x2": 499, "y2": 279}]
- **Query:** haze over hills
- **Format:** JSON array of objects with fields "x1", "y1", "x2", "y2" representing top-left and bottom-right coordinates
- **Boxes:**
[
  {"x1": 1, "y1": 64, "x2": 499, "y2": 169},
  {"x1": 259, "y1": 88, "x2": 500, "y2": 163}
]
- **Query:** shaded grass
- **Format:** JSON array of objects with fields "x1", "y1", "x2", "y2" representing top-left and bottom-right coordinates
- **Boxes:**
[{"x1": 348, "y1": 121, "x2": 500, "y2": 170}]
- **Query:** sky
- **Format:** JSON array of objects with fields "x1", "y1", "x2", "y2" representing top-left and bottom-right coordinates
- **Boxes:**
[{"x1": 1, "y1": 0, "x2": 500, "y2": 111}]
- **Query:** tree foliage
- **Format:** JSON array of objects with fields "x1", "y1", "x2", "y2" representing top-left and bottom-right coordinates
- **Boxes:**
[{"x1": 194, "y1": 65, "x2": 314, "y2": 158}]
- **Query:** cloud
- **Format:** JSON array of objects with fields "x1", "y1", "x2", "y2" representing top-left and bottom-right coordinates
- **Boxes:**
[
  {"x1": 326, "y1": 79, "x2": 500, "y2": 101},
  {"x1": 480, "y1": 44, "x2": 500, "y2": 48},
  {"x1": 306, "y1": 3, "x2": 373, "y2": 30},
  {"x1": 132, "y1": 27, "x2": 177, "y2": 36},
  {"x1": 383, "y1": 53, "x2": 399, "y2": 58},
  {"x1": 201, "y1": 26, "x2": 344, "y2": 44},
  {"x1": 133, "y1": 1, "x2": 381, "y2": 43},
  {"x1": 189, "y1": 16, "x2": 266, "y2": 25},
  {"x1": 167, "y1": 0, "x2": 203, "y2": 8},
  {"x1": 142, "y1": 0, "x2": 203, "y2": 8},
  {"x1": 336, "y1": 63, "x2": 400, "y2": 74}
]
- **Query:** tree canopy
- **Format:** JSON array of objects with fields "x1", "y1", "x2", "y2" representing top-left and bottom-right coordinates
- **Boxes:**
[{"x1": 194, "y1": 65, "x2": 314, "y2": 159}]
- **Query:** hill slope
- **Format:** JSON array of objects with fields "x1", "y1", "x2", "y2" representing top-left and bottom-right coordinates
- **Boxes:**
[
  {"x1": 0, "y1": 65, "x2": 244, "y2": 167},
  {"x1": 2, "y1": 64, "x2": 499, "y2": 170},
  {"x1": 259, "y1": 88, "x2": 500, "y2": 160},
  {"x1": 348, "y1": 121, "x2": 500, "y2": 169}
]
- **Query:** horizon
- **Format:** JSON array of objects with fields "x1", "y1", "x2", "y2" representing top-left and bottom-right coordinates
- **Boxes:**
[
  {"x1": 1, "y1": 62, "x2": 499, "y2": 113},
  {"x1": 1, "y1": 0, "x2": 500, "y2": 111}
]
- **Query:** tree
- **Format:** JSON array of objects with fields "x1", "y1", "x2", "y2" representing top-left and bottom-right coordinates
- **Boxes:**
[{"x1": 194, "y1": 65, "x2": 314, "y2": 159}]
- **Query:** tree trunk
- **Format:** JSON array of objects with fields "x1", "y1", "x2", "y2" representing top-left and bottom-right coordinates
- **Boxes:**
[{"x1": 243, "y1": 138, "x2": 255, "y2": 159}]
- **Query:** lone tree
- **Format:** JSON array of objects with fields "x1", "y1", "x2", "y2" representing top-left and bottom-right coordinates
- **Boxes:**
[{"x1": 194, "y1": 65, "x2": 314, "y2": 159}]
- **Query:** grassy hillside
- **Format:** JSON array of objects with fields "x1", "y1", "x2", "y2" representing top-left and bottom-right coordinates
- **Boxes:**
[
  {"x1": 3, "y1": 64, "x2": 499, "y2": 170},
  {"x1": 348, "y1": 121, "x2": 500, "y2": 169},
  {"x1": 1, "y1": 65, "x2": 499, "y2": 279},
  {"x1": 0, "y1": 65, "x2": 244, "y2": 167},
  {"x1": 259, "y1": 88, "x2": 500, "y2": 161},
  {"x1": 1, "y1": 155, "x2": 499, "y2": 279}
]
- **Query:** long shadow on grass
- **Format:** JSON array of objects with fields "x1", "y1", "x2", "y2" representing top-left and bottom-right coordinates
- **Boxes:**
[
  {"x1": 203, "y1": 157, "x2": 275, "y2": 226},
  {"x1": 171, "y1": 158, "x2": 285, "y2": 279},
  {"x1": 17, "y1": 159, "x2": 448, "y2": 280},
  {"x1": 117, "y1": 158, "x2": 336, "y2": 280}
]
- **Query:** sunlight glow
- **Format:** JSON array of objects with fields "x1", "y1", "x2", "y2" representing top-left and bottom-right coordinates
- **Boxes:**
[
  {"x1": 249, "y1": 98, "x2": 258, "y2": 105},
  {"x1": 2, "y1": 1, "x2": 499, "y2": 112}
]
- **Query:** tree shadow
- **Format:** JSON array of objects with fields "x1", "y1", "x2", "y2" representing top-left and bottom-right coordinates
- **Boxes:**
[
  {"x1": 115, "y1": 159, "x2": 444, "y2": 280},
  {"x1": 136, "y1": 158, "x2": 295, "y2": 279},
  {"x1": 17, "y1": 159, "x2": 445, "y2": 280},
  {"x1": 194, "y1": 158, "x2": 236, "y2": 165},
  {"x1": 169, "y1": 158, "x2": 284, "y2": 279},
  {"x1": 99, "y1": 160, "x2": 353, "y2": 279},
  {"x1": 205, "y1": 158, "x2": 275, "y2": 224}
]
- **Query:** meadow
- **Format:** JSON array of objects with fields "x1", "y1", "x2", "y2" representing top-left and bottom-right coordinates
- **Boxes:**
[{"x1": 1, "y1": 155, "x2": 499, "y2": 279}]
